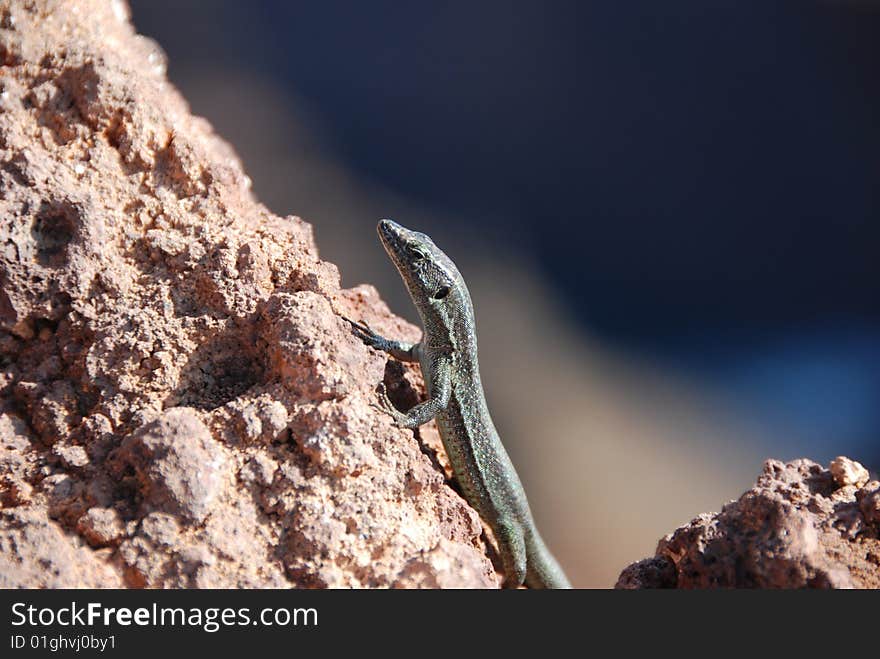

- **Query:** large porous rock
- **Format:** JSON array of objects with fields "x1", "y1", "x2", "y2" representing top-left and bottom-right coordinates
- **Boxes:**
[
  {"x1": 616, "y1": 457, "x2": 880, "y2": 589},
  {"x1": 0, "y1": 0, "x2": 495, "y2": 588}
]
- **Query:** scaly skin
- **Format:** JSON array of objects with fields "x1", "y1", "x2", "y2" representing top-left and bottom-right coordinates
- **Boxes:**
[{"x1": 348, "y1": 219, "x2": 571, "y2": 589}]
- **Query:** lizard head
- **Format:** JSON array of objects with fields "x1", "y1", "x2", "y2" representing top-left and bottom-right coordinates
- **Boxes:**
[{"x1": 376, "y1": 219, "x2": 463, "y2": 313}]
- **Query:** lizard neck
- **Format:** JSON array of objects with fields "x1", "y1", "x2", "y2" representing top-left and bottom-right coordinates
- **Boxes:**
[{"x1": 411, "y1": 283, "x2": 477, "y2": 355}]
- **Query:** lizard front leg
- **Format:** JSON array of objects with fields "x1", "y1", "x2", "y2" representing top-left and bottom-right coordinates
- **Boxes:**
[
  {"x1": 346, "y1": 316, "x2": 452, "y2": 427},
  {"x1": 345, "y1": 317, "x2": 420, "y2": 362},
  {"x1": 374, "y1": 357, "x2": 452, "y2": 428}
]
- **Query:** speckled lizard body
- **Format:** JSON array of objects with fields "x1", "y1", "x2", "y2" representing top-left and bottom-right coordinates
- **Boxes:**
[{"x1": 348, "y1": 219, "x2": 571, "y2": 589}]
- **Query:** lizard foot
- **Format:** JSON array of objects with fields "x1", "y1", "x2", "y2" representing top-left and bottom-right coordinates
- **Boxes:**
[
  {"x1": 371, "y1": 383, "x2": 412, "y2": 428},
  {"x1": 344, "y1": 316, "x2": 391, "y2": 352}
]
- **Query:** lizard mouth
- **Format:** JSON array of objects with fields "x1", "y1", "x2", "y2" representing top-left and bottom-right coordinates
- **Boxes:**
[
  {"x1": 377, "y1": 218, "x2": 404, "y2": 246},
  {"x1": 377, "y1": 218, "x2": 408, "y2": 263}
]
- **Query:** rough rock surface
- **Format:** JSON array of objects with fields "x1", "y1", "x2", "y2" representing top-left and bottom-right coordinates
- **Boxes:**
[
  {"x1": 0, "y1": 0, "x2": 495, "y2": 587},
  {"x1": 616, "y1": 457, "x2": 880, "y2": 588}
]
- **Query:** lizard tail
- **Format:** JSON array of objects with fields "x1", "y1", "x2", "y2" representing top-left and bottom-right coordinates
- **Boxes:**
[{"x1": 524, "y1": 529, "x2": 572, "y2": 589}]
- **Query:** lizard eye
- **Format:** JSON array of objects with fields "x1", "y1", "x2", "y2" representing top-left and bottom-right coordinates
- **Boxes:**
[
  {"x1": 432, "y1": 286, "x2": 450, "y2": 300},
  {"x1": 407, "y1": 244, "x2": 428, "y2": 260}
]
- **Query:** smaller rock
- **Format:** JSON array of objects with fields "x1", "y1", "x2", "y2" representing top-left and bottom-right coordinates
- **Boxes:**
[
  {"x1": 139, "y1": 512, "x2": 180, "y2": 547},
  {"x1": 0, "y1": 412, "x2": 35, "y2": 452},
  {"x1": 239, "y1": 452, "x2": 277, "y2": 486},
  {"x1": 80, "y1": 414, "x2": 115, "y2": 461},
  {"x1": 77, "y1": 507, "x2": 124, "y2": 547},
  {"x1": 615, "y1": 556, "x2": 677, "y2": 589},
  {"x1": 261, "y1": 400, "x2": 289, "y2": 437},
  {"x1": 830, "y1": 456, "x2": 870, "y2": 488},
  {"x1": 43, "y1": 472, "x2": 88, "y2": 525},
  {"x1": 16, "y1": 380, "x2": 80, "y2": 444},
  {"x1": 233, "y1": 397, "x2": 289, "y2": 443},
  {"x1": 53, "y1": 443, "x2": 90, "y2": 468},
  {"x1": 858, "y1": 481, "x2": 880, "y2": 526},
  {"x1": 617, "y1": 458, "x2": 877, "y2": 588},
  {"x1": 4, "y1": 481, "x2": 33, "y2": 506},
  {"x1": 108, "y1": 407, "x2": 228, "y2": 523}
]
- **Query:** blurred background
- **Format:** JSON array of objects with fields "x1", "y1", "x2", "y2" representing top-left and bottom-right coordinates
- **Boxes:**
[{"x1": 128, "y1": 0, "x2": 880, "y2": 587}]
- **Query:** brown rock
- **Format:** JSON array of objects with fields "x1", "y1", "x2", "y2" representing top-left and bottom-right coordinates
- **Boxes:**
[
  {"x1": 616, "y1": 458, "x2": 880, "y2": 589},
  {"x1": 858, "y1": 481, "x2": 880, "y2": 526},
  {"x1": 0, "y1": 411, "x2": 38, "y2": 507},
  {"x1": 107, "y1": 407, "x2": 228, "y2": 523},
  {"x1": 259, "y1": 291, "x2": 366, "y2": 400},
  {"x1": 830, "y1": 456, "x2": 870, "y2": 488},
  {"x1": 77, "y1": 507, "x2": 125, "y2": 547},
  {"x1": 615, "y1": 556, "x2": 677, "y2": 589},
  {"x1": 0, "y1": 0, "x2": 494, "y2": 588},
  {"x1": 0, "y1": 507, "x2": 122, "y2": 588},
  {"x1": 53, "y1": 442, "x2": 90, "y2": 468}
]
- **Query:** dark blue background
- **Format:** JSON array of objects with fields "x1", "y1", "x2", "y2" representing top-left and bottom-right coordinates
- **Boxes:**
[{"x1": 131, "y1": 1, "x2": 880, "y2": 464}]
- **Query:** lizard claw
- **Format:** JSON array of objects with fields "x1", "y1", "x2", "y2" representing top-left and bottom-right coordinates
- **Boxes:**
[
  {"x1": 343, "y1": 315, "x2": 373, "y2": 335},
  {"x1": 371, "y1": 383, "x2": 410, "y2": 427},
  {"x1": 375, "y1": 383, "x2": 395, "y2": 411},
  {"x1": 343, "y1": 316, "x2": 385, "y2": 350}
]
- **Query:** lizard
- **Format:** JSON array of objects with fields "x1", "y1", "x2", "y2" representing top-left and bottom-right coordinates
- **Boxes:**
[{"x1": 347, "y1": 219, "x2": 572, "y2": 589}]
